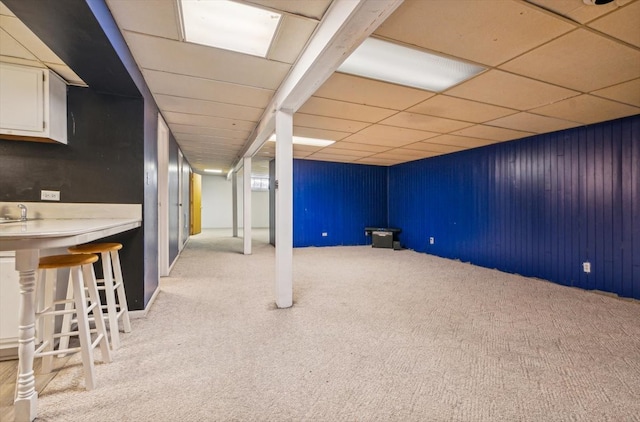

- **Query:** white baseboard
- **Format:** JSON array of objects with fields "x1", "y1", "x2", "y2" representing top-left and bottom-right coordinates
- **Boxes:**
[{"x1": 129, "y1": 284, "x2": 161, "y2": 319}]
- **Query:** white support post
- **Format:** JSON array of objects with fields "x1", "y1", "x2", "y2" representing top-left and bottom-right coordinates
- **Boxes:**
[
  {"x1": 243, "y1": 157, "x2": 252, "y2": 255},
  {"x1": 275, "y1": 110, "x2": 293, "y2": 308},
  {"x1": 232, "y1": 171, "x2": 238, "y2": 238}
]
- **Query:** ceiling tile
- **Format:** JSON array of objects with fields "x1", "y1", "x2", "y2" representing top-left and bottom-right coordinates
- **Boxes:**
[
  {"x1": 377, "y1": 149, "x2": 439, "y2": 160},
  {"x1": 451, "y1": 124, "x2": 535, "y2": 142},
  {"x1": 0, "y1": 27, "x2": 36, "y2": 60},
  {"x1": 588, "y1": 1, "x2": 640, "y2": 47},
  {"x1": 123, "y1": 31, "x2": 291, "y2": 90},
  {"x1": 293, "y1": 113, "x2": 370, "y2": 133},
  {"x1": 500, "y1": 29, "x2": 640, "y2": 92},
  {"x1": 0, "y1": 15, "x2": 64, "y2": 64},
  {"x1": 299, "y1": 97, "x2": 398, "y2": 123},
  {"x1": 313, "y1": 147, "x2": 373, "y2": 158},
  {"x1": 356, "y1": 156, "x2": 405, "y2": 166},
  {"x1": 306, "y1": 153, "x2": 365, "y2": 163},
  {"x1": 293, "y1": 150, "x2": 313, "y2": 158},
  {"x1": 106, "y1": 0, "x2": 180, "y2": 40},
  {"x1": 446, "y1": 70, "x2": 579, "y2": 110},
  {"x1": 314, "y1": 73, "x2": 435, "y2": 110},
  {"x1": 425, "y1": 135, "x2": 498, "y2": 149},
  {"x1": 293, "y1": 144, "x2": 323, "y2": 153},
  {"x1": 177, "y1": 134, "x2": 246, "y2": 145},
  {"x1": 380, "y1": 112, "x2": 473, "y2": 133},
  {"x1": 403, "y1": 142, "x2": 465, "y2": 154},
  {"x1": 525, "y1": 0, "x2": 620, "y2": 24},
  {"x1": 244, "y1": 0, "x2": 331, "y2": 20},
  {"x1": 531, "y1": 94, "x2": 640, "y2": 124},
  {"x1": 155, "y1": 95, "x2": 263, "y2": 122},
  {"x1": 0, "y1": 56, "x2": 41, "y2": 68},
  {"x1": 169, "y1": 124, "x2": 250, "y2": 140},
  {"x1": 375, "y1": 0, "x2": 574, "y2": 66},
  {"x1": 268, "y1": 14, "x2": 317, "y2": 64},
  {"x1": 327, "y1": 141, "x2": 390, "y2": 153},
  {"x1": 0, "y1": 3, "x2": 15, "y2": 15},
  {"x1": 407, "y1": 95, "x2": 517, "y2": 123},
  {"x1": 292, "y1": 126, "x2": 352, "y2": 141},
  {"x1": 342, "y1": 124, "x2": 438, "y2": 147},
  {"x1": 143, "y1": 70, "x2": 274, "y2": 109},
  {"x1": 163, "y1": 111, "x2": 256, "y2": 131},
  {"x1": 486, "y1": 112, "x2": 581, "y2": 133},
  {"x1": 592, "y1": 78, "x2": 640, "y2": 107}
]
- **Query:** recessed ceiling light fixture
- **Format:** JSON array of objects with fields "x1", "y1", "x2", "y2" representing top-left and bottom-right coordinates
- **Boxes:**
[
  {"x1": 204, "y1": 169, "x2": 223, "y2": 174},
  {"x1": 268, "y1": 135, "x2": 335, "y2": 147},
  {"x1": 180, "y1": 0, "x2": 281, "y2": 57},
  {"x1": 338, "y1": 37, "x2": 485, "y2": 92}
]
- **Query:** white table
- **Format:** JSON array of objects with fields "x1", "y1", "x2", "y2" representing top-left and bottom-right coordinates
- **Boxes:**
[{"x1": 0, "y1": 218, "x2": 141, "y2": 422}]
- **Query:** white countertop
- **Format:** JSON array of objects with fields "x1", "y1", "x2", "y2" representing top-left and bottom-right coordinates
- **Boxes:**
[{"x1": 0, "y1": 218, "x2": 142, "y2": 251}]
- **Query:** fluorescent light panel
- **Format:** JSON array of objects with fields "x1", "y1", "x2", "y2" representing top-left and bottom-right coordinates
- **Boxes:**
[
  {"x1": 338, "y1": 38, "x2": 485, "y2": 92},
  {"x1": 268, "y1": 135, "x2": 335, "y2": 147},
  {"x1": 204, "y1": 169, "x2": 223, "y2": 174},
  {"x1": 180, "y1": 0, "x2": 281, "y2": 57}
]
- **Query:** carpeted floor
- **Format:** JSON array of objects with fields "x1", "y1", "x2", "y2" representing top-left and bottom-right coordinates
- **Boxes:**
[{"x1": 2, "y1": 229, "x2": 639, "y2": 421}]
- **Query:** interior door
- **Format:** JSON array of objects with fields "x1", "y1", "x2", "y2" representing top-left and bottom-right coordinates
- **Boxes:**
[
  {"x1": 157, "y1": 115, "x2": 169, "y2": 277},
  {"x1": 190, "y1": 172, "x2": 202, "y2": 235},
  {"x1": 178, "y1": 150, "x2": 184, "y2": 251}
]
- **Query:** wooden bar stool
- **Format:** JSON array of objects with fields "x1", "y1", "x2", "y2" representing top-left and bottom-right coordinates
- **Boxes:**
[
  {"x1": 66, "y1": 242, "x2": 132, "y2": 349},
  {"x1": 35, "y1": 253, "x2": 112, "y2": 391}
]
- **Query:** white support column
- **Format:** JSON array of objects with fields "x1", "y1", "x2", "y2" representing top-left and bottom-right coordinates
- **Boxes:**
[
  {"x1": 243, "y1": 157, "x2": 252, "y2": 255},
  {"x1": 275, "y1": 109, "x2": 293, "y2": 308},
  {"x1": 232, "y1": 171, "x2": 238, "y2": 238}
]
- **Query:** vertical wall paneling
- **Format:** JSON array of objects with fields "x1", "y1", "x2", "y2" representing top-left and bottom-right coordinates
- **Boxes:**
[
  {"x1": 390, "y1": 115, "x2": 640, "y2": 300},
  {"x1": 293, "y1": 159, "x2": 388, "y2": 247}
]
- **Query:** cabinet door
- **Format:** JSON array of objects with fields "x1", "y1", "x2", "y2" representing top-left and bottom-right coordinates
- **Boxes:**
[
  {"x1": 0, "y1": 254, "x2": 20, "y2": 353},
  {"x1": 0, "y1": 63, "x2": 44, "y2": 133}
]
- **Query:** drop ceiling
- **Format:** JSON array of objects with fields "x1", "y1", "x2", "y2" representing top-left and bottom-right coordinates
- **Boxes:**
[{"x1": 5, "y1": 0, "x2": 640, "y2": 175}]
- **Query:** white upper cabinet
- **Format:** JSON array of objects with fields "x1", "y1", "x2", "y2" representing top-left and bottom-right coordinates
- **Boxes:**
[{"x1": 0, "y1": 62, "x2": 67, "y2": 144}]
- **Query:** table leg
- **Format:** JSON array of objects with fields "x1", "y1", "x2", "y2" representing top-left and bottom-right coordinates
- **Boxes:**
[{"x1": 14, "y1": 249, "x2": 39, "y2": 422}]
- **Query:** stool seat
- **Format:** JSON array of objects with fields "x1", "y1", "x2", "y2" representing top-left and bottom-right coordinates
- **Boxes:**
[
  {"x1": 67, "y1": 242, "x2": 132, "y2": 349},
  {"x1": 39, "y1": 253, "x2": 98, "y2": 269},
  {"x1": 68, "y1": 243, "x2": 122, "y2": 254},
  {"x1": 35, "y1": 252, "x2": 111, "y2": 391}
]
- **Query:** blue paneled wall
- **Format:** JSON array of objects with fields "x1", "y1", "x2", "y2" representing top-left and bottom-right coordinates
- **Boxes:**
[
  {"x1": 293, "y1": 159, "x2": 388, "y2": 247},
  {"x1": 389, "y1": 115, "x2": 640, "y2": 300}
]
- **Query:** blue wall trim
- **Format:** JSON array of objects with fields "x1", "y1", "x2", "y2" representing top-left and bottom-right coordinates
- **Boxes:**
[
  {"x1": 293, "y1": 159, "x2": 388, "y2": 247},
  {"x1": 389, "y1": 115, "x2": 640, "y2": 300}
]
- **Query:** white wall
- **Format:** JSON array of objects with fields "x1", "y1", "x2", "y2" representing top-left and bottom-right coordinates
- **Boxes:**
[{"x1": 201, "y1": 175, "x2": 269, "y2": 228}]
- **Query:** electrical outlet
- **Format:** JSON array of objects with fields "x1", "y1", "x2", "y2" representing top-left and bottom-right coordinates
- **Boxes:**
[
  {"x1": 429, "y1": 237, "x2": 434, "y2": 245},
  {"x1": 582, "y1": 262, "x2": 591, "y2": 273},
  {"x1": 41, "y1": 190, "x2": 60, "y2": 201},
  {"x1": 322, "y1": 232, "x2": 328, "y2": 237}
]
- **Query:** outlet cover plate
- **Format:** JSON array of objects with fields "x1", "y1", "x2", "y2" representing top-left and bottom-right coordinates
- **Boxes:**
[{"x1": 41, "y1": 190, "x2": 60, "y2": 201}]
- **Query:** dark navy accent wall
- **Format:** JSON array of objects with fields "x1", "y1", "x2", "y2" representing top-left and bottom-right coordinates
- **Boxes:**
[
  {"x1": 0, "y1": 87, "x2": 148, "y2": 310},
  {"x1": 293, "y1": 159, "x2": 388, "y2": 247},
  {"x1": 389, "y1": 115, "x2": 640, "y2": 300}
]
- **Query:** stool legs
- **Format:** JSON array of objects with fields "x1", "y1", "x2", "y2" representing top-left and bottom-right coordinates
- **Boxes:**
[
  {"x1": 36, "y1": 259, "x2": 111, "y2": 391},
  {"x1": 110, "y1": 250, "x2": 132, "y2": 334},
  {"x1": 76, "y1": 263, "x2": 112, "y2": 390},
  {"x1": 100, "y1": 251, "x2": 120, "y2": 349}
]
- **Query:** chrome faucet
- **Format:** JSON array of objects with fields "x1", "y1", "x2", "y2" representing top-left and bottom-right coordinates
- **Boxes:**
[{"x1": 18, "y1": 204, "x2": 27, "y2": 221}]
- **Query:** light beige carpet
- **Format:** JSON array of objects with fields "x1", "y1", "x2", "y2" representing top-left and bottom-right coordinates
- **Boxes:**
[{"x1": 3, "y1": 229, "x2": 640, "y2": 421}]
